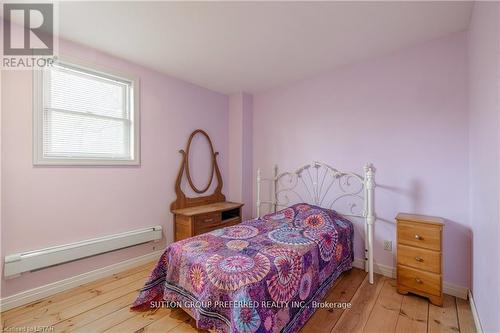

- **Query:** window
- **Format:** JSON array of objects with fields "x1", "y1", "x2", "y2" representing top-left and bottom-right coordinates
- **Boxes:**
[{"x1": 33, "y1": 58, "x2": 140, "y2": 165}]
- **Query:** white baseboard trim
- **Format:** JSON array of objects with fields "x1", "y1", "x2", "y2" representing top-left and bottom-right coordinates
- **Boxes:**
[
  {"x1": 468, "y1": 290, "x2": 483, "y2": 333},
  {"x1": 444, "y1": 281, "x2": 469, "y2": 300},
  {"x1": 0, "y1": 250, "x2": 163, "y2": 312},
  {"x1": 352, "y1": 258, "x2": 469, "y2": 300}
]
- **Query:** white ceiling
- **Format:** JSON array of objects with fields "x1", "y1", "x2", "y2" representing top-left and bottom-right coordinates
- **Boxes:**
[{"x1": 54, "y1": 1, "x2": 473, "y2": 94}]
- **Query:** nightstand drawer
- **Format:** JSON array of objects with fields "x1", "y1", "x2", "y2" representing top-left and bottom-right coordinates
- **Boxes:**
[
  {"x1": 398, "y1": 265, "x2": 441, "y2": 296},
  {"x1": 397, "y1": 244, "x2": 441, "y2": 274},
  {"x1": 398, "y1": 221, "x2": 441, "y2": 251}
]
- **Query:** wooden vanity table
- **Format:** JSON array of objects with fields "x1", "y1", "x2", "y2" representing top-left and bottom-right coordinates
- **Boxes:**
[
  {"x1": 171, "y1": 129, "x2": 243, "y2": 241},
  {"x1": 172, "y1": 201, "x2": 243, "y2": 241}
]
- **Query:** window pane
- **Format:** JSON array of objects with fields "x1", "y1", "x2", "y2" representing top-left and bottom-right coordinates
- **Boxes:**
[
  {"x1": 46, "y1": 65, "x2": 128, "y2": 119},
  {"x1": 43, "y1": 109, "x2": 130, "y2": 158},
  {"x1": 35, "y1": 60, "x2": 138, "y2": 164}
]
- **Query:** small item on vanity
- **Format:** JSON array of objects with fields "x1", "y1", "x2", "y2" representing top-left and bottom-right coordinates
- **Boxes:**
[
  {"x1": 396, "y1": 213, "x2": 444, "y2": 306},
  {"x1": 171, "y1": 129, "x2": 243, "y2": 241}
]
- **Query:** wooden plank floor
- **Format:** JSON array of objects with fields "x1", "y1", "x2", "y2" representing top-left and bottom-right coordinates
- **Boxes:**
[{"x1": 1, "y1": 262, "x2": 476, "y2": 333}]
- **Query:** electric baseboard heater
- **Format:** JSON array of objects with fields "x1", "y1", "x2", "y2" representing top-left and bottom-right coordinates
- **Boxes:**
[{"x1": 4, "y1": 226, "x2": 163, "y2": 278}]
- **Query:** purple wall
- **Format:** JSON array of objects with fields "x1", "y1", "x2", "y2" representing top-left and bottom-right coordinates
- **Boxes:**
[
  {"x1": 228, "y1": 93, "x2": 254, "y2": 219},
  {"x1": 1, "y1": 39, "x2": 229, "y2": 297},
  {"x1": 252, "y1": 32, "x2": 470, "y2": 288},
  {"x1": 468, "y1": 2, "x2": 500, "y2": 331}
]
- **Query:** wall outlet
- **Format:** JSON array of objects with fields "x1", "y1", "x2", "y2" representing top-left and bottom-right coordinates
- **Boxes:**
[{"x1": 383, "y1": 240, "x2": 392, "y2": 251}]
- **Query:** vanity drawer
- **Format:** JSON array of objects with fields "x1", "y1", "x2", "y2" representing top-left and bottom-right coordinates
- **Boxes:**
[
  {"x1": 397, "y1": 244, "x2": 441, "y2": 274},
  {"x1": 397, "y1": 265, "x2": 441, "y2": 297},
  {"x1": 397, "y1": 221, "x2": 441, "y2": 251},
  {"x1": 194, "y1": 213, "x2": 221, "y2": 229}
]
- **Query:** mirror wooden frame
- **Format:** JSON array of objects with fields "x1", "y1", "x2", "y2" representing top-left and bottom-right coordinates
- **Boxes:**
[{"x1": 170, "y1": 129, "x2": 225, "y2": 210}]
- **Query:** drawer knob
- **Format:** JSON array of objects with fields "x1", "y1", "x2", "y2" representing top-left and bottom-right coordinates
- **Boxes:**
[
  {"x1": 204, "y1": 218, "x2": 214, "y2": 223},
  {"x1": 415, "y1": 278, "x2": 423, "y2": 284},
  {"x1": 414, "y1": 234, "x2": 423, "y2": 240},
  {"x1": 415, "y1": 256, "x2": 424, "y2": 262}
]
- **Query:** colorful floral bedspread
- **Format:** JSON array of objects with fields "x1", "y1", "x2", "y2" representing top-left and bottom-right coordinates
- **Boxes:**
[{"x1": 132, "y1": 203, "x2": 354, "y2": 333}]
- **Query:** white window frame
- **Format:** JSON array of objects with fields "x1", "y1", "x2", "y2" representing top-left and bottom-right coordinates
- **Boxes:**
[{"x1": 33, "y1": 56, "x2": 140, "y2": 166}]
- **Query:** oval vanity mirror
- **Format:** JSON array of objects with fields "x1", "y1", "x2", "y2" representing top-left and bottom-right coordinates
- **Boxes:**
[
  {"x1": 171, "y1": 129, "x2": 225, "y2": 211},
  {"x1": 185, "y1": 130, "x2": 215, "y2": 194}
]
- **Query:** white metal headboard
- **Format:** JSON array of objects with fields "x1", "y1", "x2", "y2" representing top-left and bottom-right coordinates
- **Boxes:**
[{"x1": 256, "y1": 161, "x2": 376, "y2": 284}]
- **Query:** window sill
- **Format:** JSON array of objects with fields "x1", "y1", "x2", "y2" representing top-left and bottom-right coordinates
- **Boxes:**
[{"x1": 33, "y1": 158, "x2": 141, "y2": 166}]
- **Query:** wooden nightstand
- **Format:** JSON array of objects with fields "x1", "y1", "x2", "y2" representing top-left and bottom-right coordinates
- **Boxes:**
[
  {"x1": 396, "y1": 213, "x2": 444, "y2": 306},
  {"x1": 172, "y1": 202, "x2": 243, "y2": 241}
]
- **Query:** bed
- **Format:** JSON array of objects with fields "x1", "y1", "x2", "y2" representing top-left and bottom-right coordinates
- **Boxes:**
[{"x1": 132, "y1": 162, "x2": 376, "y2": 333}]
